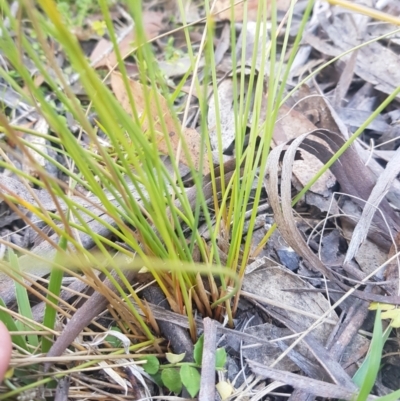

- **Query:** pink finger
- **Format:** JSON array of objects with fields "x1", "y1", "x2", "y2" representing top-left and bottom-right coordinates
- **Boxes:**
[{"x1": 0, "y1": 321, "x2": 12, "y2": 382}]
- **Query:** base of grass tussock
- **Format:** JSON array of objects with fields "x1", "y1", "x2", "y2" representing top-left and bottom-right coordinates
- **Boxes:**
[{"x1": 0, "y1": 0, "x2": 400, "y2": 399}]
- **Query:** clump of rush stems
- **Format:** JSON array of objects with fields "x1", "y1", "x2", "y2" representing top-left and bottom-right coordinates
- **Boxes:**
[{"x1": 0, "y1": 0, "x2": 399, "y2": 399}]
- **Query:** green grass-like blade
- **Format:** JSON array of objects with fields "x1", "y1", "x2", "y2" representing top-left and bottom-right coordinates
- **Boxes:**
[
  {"x1": 0, "y1": 298, "x2": 27, "y2": 351},
  {"x1": 41, "y1": 236, "x2": 68, "y2": 352},
  {"x1": 8, "y1": 248, "x2": 38, "y2": 348},
  {"x1": 355, "y1": 309, "x2": 385, "y2": 401},
  {"x1": 374, "y1": 389, "x2": 400, "y2": 401}
]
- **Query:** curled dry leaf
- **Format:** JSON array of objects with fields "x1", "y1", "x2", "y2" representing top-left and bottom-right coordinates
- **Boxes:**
[
  {"x1": 344, "y1": 145, "x2": 400, "y2": 264},
  {"x1": 110, "y1": 72, "x2": 209, "y2": 175},
  {"x1": 274, "y1": 104, "x2": 336, "y2": 197},
  {"x1": 291, "y1": 84, "x2": 400, "y2": 210},
  {"x1": 264, "y1": 129, "x2": 400, "y2": 304},
  {"x1": 300, "y1": 130, "x2": 400, "y2": 249}
]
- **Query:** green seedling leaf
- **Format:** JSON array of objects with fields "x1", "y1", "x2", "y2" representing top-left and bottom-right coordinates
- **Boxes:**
[
  {"x1": 215, "y1": 347, "x2": 227, "y2": 369},
  {"x1": 105, "y1": 327, "x2": 123, "y2": 348},
  {"x1": 151, "y1": 371, "x2": 164, "y2": 388},
  {"x1": 355, "y1": 309, "x2": 384, "y2": 401},
  {"x1": 166, "y1": 352, "x2": 186, "y2": 364},
  {"x1": 141, "y1": 355, "x2": 160, "y2": 375},
  {"x1": 353, "y1": 319, "x2": 391, "y2": 388},
  {"x1": 180, "y1": 364, "x2": 200, "y2": 398},
  {"x1": 161, "y1": 368, "x2": 182, "y2": 394},
  {"x1": 42, "y1": 235, "x2": 67, "y2": 353},
  {"x1": 194, "y1": 334, "x2": 204, "y2": 365},
  {"x1": 8, "y1": 248, "x2": 38, "y2": 348}
]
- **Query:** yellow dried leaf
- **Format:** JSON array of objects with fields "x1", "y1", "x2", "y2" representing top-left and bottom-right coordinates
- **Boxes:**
[
  {"x1": 369, "y1": 302, "x2": 396, "y2": 311},
  {"x1": 216, "y1": 381, "x2": 234, "y2": 400},
  {"x1": 381, "y1": 309, "x2": 400, "y2": 327}
]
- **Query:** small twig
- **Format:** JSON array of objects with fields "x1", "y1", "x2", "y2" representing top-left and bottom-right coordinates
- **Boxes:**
[
  {"x1": 248, "y1": 360, "x2": 363, "y2": 401},
  {"x1": 199, "y1": 317, "x2": 217, "y2": 401},
  {"x1": 54, "y1": 377, "x2": 70, "y2": 401}
]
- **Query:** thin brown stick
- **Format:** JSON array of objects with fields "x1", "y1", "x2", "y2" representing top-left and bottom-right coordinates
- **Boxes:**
[{"x1": 199, "y1": 317, "x2": 217, "y2": 401}]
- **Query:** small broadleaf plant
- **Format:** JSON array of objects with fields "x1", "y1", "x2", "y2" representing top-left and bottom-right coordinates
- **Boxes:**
[{"x1": 141, "y1": 334, "x2": 226, "y2": 397}]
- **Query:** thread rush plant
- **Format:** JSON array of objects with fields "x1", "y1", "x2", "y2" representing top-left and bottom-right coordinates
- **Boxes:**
[{"x1": 0, "y1": 0, "x2": 399, "y2": 398}]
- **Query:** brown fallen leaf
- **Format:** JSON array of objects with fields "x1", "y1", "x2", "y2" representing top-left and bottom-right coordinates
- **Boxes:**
[
  {"x1": 273, "y1": 104, "x2": 336, "y2": 197},
  {"x1": 92, "y1": 11, "x2": 164, "y2": 69},
  {"x1": 110, "y1": 72, "x2": 209, "y2": 174},
  {"x1": 183, "y1": 128, "x2": 210, "y2": 175},
  {"x1": 213, "y1": 0, "x2": 291, "y2": 22},
  {"x1": 306, "y1": 12, "x2": 400, "y2": 98},
  {"x1": 90, "y1": 37, "x2": 113, "y2": 67}
]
